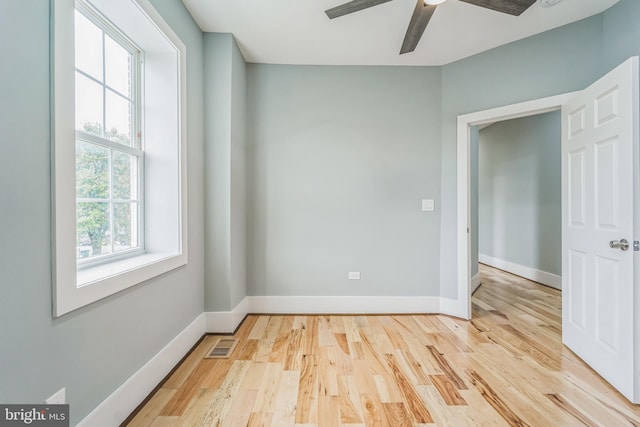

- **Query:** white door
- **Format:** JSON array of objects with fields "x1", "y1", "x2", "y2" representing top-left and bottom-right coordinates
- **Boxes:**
[{"x1": 562, "y1": 56, "x2": 638, "y2": 403}]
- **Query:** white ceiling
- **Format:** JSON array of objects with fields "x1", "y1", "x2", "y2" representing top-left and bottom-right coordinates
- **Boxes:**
[{"x1": 181, "y1": 0, "x2": 619, "y2": 66}]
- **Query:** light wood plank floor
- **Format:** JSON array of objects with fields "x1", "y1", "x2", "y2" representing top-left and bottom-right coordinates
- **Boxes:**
[{"x1": 125, "y1": 265, "x2": 640, "y2": 426}]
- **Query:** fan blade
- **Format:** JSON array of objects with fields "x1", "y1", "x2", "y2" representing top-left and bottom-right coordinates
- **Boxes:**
[
  {"x1": 325, "y1": 0, "x2": 394, "y2": 19},
  {"x1": 400, "y1": 1, "x2": 436, "y2": 55},
  {"x1": 458, "y1": 0, "x2": 536, "y2": 16}
]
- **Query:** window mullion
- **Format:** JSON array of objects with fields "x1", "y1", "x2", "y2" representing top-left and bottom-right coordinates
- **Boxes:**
[
  {"x1": 77, "y1": 198, "x2": 109, "y2": 203},
  {"x1": 138, "y1": 152, "x2": 144, "y2": 250},
  {"x1": 108, "y1": 149, "x2": 114, "y2": 255},
  {"x1": 76, "y1": 131, "x2": 143, "y2": 156},
  {"x1": 132, "y1": 51, "x2": 139, "y2": 149},
  {"x1": 101, "y1": 30, "x2": 107, "y2": 138},
  {"x1": 104, "y1": 83, "x2": 134, "y2": 103},
  {"x1": 133, "y1": 49, "x2": 142, "y2": 251},
  {"x1": 75, "y1": 68, "x2": 107, "y2": 89},
  {"x1": 74, "y1": 69, "x2": 133, "y2": 105}
]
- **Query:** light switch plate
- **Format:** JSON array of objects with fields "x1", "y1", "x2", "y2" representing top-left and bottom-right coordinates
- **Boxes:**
[{"x1": 422, "y1": 199, "x2": 435, "y2": 212}]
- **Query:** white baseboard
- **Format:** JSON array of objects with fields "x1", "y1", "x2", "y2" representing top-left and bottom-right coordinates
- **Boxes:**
[
  {"x1": 246, "y1": 295, "x2": 442, "y2": 314},
  {"x1": 77, "y1": 313, "x2": 206, "y2": 427},
  {"x1": 471, "y1": 273, "x2": 481, "y2": 293},
  {"x1": 438, "y1": 297, "x2": 467, "y2": 319},
  {"x1": 206, "y1": 297, "x2": 249, "y2": 333},
  {"x1": 205, "y1": 295, "x2": 461, "y2": 318},
  {"x1": 479, "y1": 254, "x2": 561, "y2": 290}
]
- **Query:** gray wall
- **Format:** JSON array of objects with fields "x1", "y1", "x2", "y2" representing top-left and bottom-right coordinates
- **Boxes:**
[
  {"x1": 602, "y1": 0, "x2": 640, "y2": 71},
  {"x1": 0, "y1": 0, "x2": 204, "y2": 424},
  {"x1": 437, "y1": 0, "x2": 640, "y2": 298},
  {"x1": 439, "y1": 14, "x2": 607, "y2": 298},
  {"x1": 203, "y1": 33, "x2": 247, "y2": 312},
  {"x1": 477, "y1": 112, "x2": 561, "y2": 276},
  {"x1": 247, "y1": 65, "x2": 442, "y2": 297},
  {"x1": 244, "y1": 1, "x2": 640, "y2": 300}
]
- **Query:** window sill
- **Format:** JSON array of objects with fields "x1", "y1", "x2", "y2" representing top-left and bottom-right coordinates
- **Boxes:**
[
  {"x1": 53, "y1": 250, "x2": 186, "y2": 317},
  {"x1": 77, "y1": 252, "x2": 182, "y2": 287}
]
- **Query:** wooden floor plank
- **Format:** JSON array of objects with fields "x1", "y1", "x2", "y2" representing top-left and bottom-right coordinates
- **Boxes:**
[
  {"x1": 337, "y1": 375, "x2": 364, "y2": 424},
  {"x1": 127, "y1": 389, "x2": 176, "y2": 427},
  {"x1": 126, "y1": 265, "x2": 640, "y2": 426},
  {"x1": 162, "y1": 336, "x2": 216, "y2": 390},
  {"x1": 148, "y1": 416, "x2": 179, "y2": 427},
  {"x1": 270, "y1": 370, "x2": 300, "y2": 427},
  {"x1": 295, "y1": 354, "x2": 318, "y2": 425},
  {"x1": 429, "y1": 375, "x2": 467, "y2": 406}
]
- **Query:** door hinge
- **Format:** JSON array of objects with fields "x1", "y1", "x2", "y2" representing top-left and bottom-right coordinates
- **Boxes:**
[{"x1": 634, "y1": 241, "x2": 639, "y2": 252}]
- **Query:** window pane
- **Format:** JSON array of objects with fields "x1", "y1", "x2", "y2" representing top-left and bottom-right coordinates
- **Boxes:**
[
  {"x1": 76, "y1": 201, "x2": 111, "y2": 259},
  {"x1": 105, "y1": 35, "x2": 131, "y2": 98},
  {"x1": 105, "y1": 89, "x2": 132, "y2": 145},
  {"x1": 76, "y1": 72, "x2": 104, "y2": 136},
  {"x1": 113, "y1": 202, "x2": 138, "y2": 252},
  {"x1": 76, "y1": 141, "x2": 109, "y2": 199},
  {"x1": 75, "y1": 10, "x2": 103, "y2": 81},
  {"x1": 112, "y1": 151, "x2": 138, "y2": 200}
]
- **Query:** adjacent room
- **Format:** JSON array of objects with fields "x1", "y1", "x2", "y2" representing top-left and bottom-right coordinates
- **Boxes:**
[
  {"x1": 2, "y1": 0, "x2": 640, "y2": 425},
  {"x1": 474, "y1": 112, "x2": 562, "y2": 292}
]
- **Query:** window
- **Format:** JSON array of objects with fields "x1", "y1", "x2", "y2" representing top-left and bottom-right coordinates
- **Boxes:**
[
  {"x1": 74, "y1": 5, "x2": 143, "y2": 264},
  {"x1": 52, "y1": 0, "x2": 187, "y2": 317}
]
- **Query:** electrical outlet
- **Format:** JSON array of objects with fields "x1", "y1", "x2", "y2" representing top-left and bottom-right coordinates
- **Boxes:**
[
  {"x1": 348, "y1": 272, "x2": 361, "y2": 280},
  {"x1": 421, "y1": 199, "x2": 435, "y2": 212},
  {"x1": 46, "y1": 388, "x2": 65, "y2": 405}
]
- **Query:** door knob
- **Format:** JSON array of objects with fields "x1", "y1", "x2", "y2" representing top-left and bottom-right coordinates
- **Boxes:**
[{"x1": 609, "y1": 239, "x2": 630, "y2": 251}]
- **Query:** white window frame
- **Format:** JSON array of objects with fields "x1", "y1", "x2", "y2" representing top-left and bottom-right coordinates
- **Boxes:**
[
  {"x1": 74, "y1": 2, "x2": 145, "y2": 266},
  {"x1": 51, "y1": 0, "x2": 188, "y2": 317}
]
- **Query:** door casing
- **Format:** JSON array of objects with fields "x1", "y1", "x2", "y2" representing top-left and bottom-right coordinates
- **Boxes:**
[{"x1": 456, "y1": 92, "x2": 577, "y2": 320}]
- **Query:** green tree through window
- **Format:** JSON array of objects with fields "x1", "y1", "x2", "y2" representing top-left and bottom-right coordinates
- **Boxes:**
[{"x1": 76, "y1": 122, "x2": 139, "y2": 259}]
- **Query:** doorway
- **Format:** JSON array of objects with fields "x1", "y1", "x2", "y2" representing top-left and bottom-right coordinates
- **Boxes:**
[
  {"x1": 472, "y1": 111, "x2": 562, "y2": 295},
  {"x1": 455, "y1": 92, "x2": 576, "y2": 320},
  {"x1": 457, "y1": 58, "x2": 640, "y2": 404}
]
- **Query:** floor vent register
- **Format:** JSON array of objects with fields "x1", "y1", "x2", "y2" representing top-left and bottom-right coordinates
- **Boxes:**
[{"x1": 205, "y1": 338, "x2": 239, "y2": 359}]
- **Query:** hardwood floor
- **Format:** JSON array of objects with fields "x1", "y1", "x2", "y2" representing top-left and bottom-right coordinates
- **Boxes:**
[{"x1": 125, "y1": 265, "x2": 640, "y2": 426}]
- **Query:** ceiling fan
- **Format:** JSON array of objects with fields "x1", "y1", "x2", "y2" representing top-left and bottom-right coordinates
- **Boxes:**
[{"x1": 325, "y1": 0, "x2": 537, "y2": 54}]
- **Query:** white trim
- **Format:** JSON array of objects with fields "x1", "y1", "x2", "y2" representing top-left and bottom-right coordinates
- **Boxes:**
[
  {"x1": 471, "y1": 273, "x2": 481, "y2": 293},
  {"x1": 51, "y1": 0, "x2": 78, "y2": 318},
  {"x1": 479, "y1": 255, "x2": 561, "y2": 290},
  {"x1": 51, "y1": 0, "x2": 188, "y2": 317},
  {"x1": 77, "y1": 313, "x2": 205, "y2": 427},
  {"x1": 206, "y1": 298, "x2": 250, "y2": 333},
  {"x1": 457, "y1": 92, "x2": 577, "y2": 319},
  {"x1": 202, "y1": 296, "x2": 462, "y2": 319},
  {"x1": 438, "y1": 297, "x2": 466, "y2": 318},
  {"x1": 204, "y1": 296, "x2": 463, "y2": 327},
  {"x1": 246, "y1": 296, "x2": 442, "y2": 315}
]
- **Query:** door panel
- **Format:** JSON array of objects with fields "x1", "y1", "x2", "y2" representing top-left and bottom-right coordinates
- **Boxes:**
[
  {"x1": 594, "y1": 255, "x2": 619, "y2": 351},
  {"x1": 594, "y1": 137, "x2": 619, "y2": 230},
  {"x1": 562, "y1": 57, "x2": 638, "y2": 403},
  {"x1": 594, "y1": 87, "x2": 619, "y2": 127},
  {"x1": 568, "y1": 249, "x2": 587, "y2": 331},
  {"x1": 568, "y1": 149, "x2": 587, "y2": 227}
]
